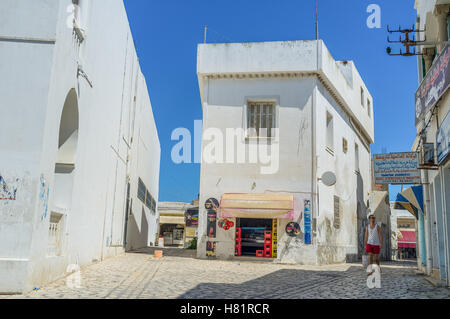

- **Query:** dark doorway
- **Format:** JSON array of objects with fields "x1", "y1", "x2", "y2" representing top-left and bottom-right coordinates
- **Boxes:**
[{"x1": 237, "y1": 218, "x2": 273, "y2": 257}]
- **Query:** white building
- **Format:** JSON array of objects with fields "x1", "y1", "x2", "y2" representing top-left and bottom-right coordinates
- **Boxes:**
[
  {"x1": 0, "y1": 0, "x2": 160, "y2": 293},
  {"x1": 196, "y1": 40, "x2": 375, "y2": 264},
  {"x1": 412, "y1": 0, "x2": 450, "y2": 285}
]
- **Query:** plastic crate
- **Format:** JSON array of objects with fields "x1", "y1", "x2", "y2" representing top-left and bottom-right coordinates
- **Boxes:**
[{"x1": 256, "y1": 250, "x2": 264, "y2": 257}]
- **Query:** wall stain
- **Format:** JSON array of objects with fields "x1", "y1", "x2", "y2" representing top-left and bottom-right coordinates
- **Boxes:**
[
  {"x1": 317, "y1": 217, "x2": 339, "y2": 264},
  {"x1": 39, "y1": 174, "x2": 50, "y2": 221},
  {"x1": 0, "y1": 174, "x2": 18, "y2": 201}
]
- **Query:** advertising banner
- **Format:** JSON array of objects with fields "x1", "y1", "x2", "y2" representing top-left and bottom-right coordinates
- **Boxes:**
[
  {"x1": 304, "y1": 200, "x2": 311, "y2": 245},
  {"x1": 415, "y1": 45, "x2": 450, "y2": 125},
  {"x1": 373, "y1": 153, "x2": 421, "y2": 185},
  {"x1": 185, "y1": 208, "x2": 199, "y2": 227},
  {"x1": 437, "y1": 111, "x2": 450, "y2": 165}
]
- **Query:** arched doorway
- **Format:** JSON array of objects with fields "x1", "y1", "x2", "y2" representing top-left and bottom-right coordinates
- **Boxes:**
[{"x1": 48, "y1": 89, "x2": 79, "y2": 256}]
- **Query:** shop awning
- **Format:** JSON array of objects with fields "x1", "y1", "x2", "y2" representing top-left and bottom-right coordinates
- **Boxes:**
[
  {"x1": 220, "y1": 193, "x2": 294, "y2": 219},
  {"x1": 392, "y1": 185, "x2": 424, "y2": 219},
  {"x1": 398, "y1": 230, "x2": 416, "y2": 249},
  {"x1": 159, "y1": 215, "x2": 185, "y2": 225}
]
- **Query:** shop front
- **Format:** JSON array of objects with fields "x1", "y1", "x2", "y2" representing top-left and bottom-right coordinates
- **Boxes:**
[
  {"x1": 398, "y1": 230, "x2": 417, "y2": 260},
  {"x1": 159, "y1": 216, "x2": 185, "y2": 247},
  {"x1": 218, "y1": 193, "x2": 294, "y2": 259}
]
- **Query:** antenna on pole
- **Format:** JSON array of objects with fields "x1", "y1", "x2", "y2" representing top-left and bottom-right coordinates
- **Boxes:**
[
  {"x1": 315, "y1": 0, "x2": 319, "y2": 40},
  {"x1": 204, "y1": 25, "x2": 208, "y2": 44}
]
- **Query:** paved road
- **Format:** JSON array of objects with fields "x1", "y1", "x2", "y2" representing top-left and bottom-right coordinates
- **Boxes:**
[{"x1": 3, "y1": 251, "x2": 450, "y2": 299}]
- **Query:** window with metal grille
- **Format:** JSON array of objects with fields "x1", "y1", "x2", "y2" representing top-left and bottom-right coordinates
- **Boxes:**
[
  {"x1": 138, "y1": 178, "x2": 146, "y2": 203},
  {"x1": 151, "y1": 198, "x2": 156, "y2": 213},
  {"x1": 47, "y1": 212, "x2": 63, "y2": 257},
  {"x1": 247, "y1": 101, "x2": 276, "y2": 138},
  {"x1": 145, "y1": 190, "x2": 152, "y2": 210},
  {"x1": 343, "y1": 138, "x2": 348, "y2": 153},
  {"x1": 360, "y1": 87, "x2": 365, "y2": 107},
  {"x1": 326, "y1": 111, "x2": 334, "y2": 153}
]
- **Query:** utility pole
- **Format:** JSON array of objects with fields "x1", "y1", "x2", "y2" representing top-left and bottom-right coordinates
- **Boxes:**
[
  {"x1": 315, "y1": 0, "x2": 319, "y2": 40},
  {"x1": 204, "y1": 25, "x2": 208, "y2": 44}
]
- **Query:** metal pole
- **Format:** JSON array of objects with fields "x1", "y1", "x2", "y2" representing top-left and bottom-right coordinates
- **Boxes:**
[
  {"x1": 315, "y1": 0, "x2": 319, "y2": 40},
  {"x1": 204, "y1": 25, "x2": 208, "y2": 44},
  {"x1": 423, "y1": 168, "x2": 433, "y2": 275}
]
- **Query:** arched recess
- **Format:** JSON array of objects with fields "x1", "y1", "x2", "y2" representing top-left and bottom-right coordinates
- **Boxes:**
[
  {"x1": 48, "y1": 89, "x2": 79, "y2": 256},
  {"x1": 54, "y1": 89, "x2": 79, "y2": 175}
]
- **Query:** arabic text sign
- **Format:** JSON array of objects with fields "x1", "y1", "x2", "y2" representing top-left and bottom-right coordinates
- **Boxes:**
[
  {"x1": 373, "y1": 153, "x2": 421, "y2": 185},
  {"x1": 415, "y1": 45, "x2": 450, "y2": 125},
  {"x1": 437, "y1": 111, "x2": 450, "y2": 165}
]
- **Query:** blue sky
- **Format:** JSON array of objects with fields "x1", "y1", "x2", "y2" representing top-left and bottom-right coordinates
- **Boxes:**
[{"x1": 123, "y1": 0, "x2": 418, "y2": 203}]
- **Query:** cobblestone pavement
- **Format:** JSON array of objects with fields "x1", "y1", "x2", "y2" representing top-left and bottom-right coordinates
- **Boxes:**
[{"x1": 2, "y1": 252, "x2": 450, "y2": 299}]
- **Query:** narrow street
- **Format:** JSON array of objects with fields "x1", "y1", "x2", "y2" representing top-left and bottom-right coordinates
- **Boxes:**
[{"x1": 3, "y1": 250, "x2": 450, "y2": 299}]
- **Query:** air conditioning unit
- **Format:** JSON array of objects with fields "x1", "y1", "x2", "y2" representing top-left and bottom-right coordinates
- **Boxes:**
[{"x1": 419, "y1": 143, "x2": 438, "y2": 169}]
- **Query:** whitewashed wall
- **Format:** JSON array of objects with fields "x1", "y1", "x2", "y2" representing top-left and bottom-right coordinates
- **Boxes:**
[{"x1": 0, "y1": 0, "x2": 160, "y2": 293}]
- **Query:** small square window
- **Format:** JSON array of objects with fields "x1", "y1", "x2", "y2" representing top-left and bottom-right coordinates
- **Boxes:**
[
  {"x1": 247, "y1": 101, "x2": 276, "y2": 138},
  {"x1": 355, "y1": 143, "x2": 360, "y2": 172},
  {"x1": 342, "y1": 138, "x2": 348, "y2": 153},
  {"x1": 361, "y1": 87, "x2": 365, "y2": 107}
]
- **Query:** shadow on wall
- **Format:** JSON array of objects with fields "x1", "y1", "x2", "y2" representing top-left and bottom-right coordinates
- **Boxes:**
[
  {"x1": 126, "y1": 206, "x2": 149, "y2": 251},
  {"x1": 371, "y1": 192, "x2": 391, "y2": 261},
  {"x1": 356, "y1": 172, "x2": 368, "y2": 260}
]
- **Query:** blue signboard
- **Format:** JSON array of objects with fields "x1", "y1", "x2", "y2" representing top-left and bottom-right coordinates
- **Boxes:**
[
  {"x1": 304, "y1": 200, "x2": 312, "y2": 244},
  {"x1": 415, "y1": 45, "x2": 450, "y2": 125},
  {"x1": 437, "y1": 111, "x2": 450, "y2": 165}
]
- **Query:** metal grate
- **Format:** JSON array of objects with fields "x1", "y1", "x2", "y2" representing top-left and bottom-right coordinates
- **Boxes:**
[
  {"x1": 47, "y1": 222, "x2": 60, "y2": 257},
  {"x1": 247, "y1": 102, "x2": 276, "y2": 138}
]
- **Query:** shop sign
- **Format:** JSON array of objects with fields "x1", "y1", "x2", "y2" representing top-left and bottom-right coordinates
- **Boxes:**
[
  {"x1": 304, "y1": 200, "x2": 312, "y2": 244},
  {"x1": 373, "y1": 152, "x2": 421, "y2": 185},
  {"x1": 207, "y1": 210, "x2": 217, "y2": 238},
  {"x1": 185, "y1": 227, "x2": 196, "y2": 237},
  {"x1": 206, "y1": 241, "x2": 216, "y2": 257},
  {"x1": 218, "y1": 218, "x2": 234, "y2": 230},
  {"x1": 185, "y1": 208, "x2": 199, "y2": 227},
  {"x1": 437, "y1": 111, "x2": 450, "y2": 164},
  {"x1": 205, "y1": 198, "x2": 218, "y2": 239},
  {"x1": 415, "y1": 45, "x2": 450, "y2": 125},
  {"x1": 286, "y1": 222, "x2": 301, "y2": 237},
  {"x1": 205, "y1": 198, "x2": 219, "y2": 210}
]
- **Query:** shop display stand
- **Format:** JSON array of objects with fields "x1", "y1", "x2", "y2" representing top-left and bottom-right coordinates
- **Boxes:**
[
  {"x1": 264, "y1": 231, "x2": 272, "y2": 258},
  {"x1": 235, "y1": 227, "x2": 242, "y2": 256}
]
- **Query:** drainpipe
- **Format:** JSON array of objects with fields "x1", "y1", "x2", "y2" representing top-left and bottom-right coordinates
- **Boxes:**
[
  {"x1": 423, "y1": 165, "x2": 433, "y2": 275},
  {"x1": 311, "y1": 39, "x2": 319, "y2": 247},
  {"x1": 418, "y1": 211, "x2": 426, "y2": 268}
]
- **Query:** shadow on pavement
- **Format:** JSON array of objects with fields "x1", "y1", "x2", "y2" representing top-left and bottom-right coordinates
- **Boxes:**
[{"x1": 176, "y1": 260, "x2": 447, "y2": 299}]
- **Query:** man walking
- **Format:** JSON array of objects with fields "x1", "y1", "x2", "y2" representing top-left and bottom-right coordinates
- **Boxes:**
[{"x1": 364, "y1": 213, "x2": 383, "y2": 274}]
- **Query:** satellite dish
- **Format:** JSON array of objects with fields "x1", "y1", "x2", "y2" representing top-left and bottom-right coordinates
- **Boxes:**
[{"x1": 321, "y1": 171, "x2": 336, "y2": 187}]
